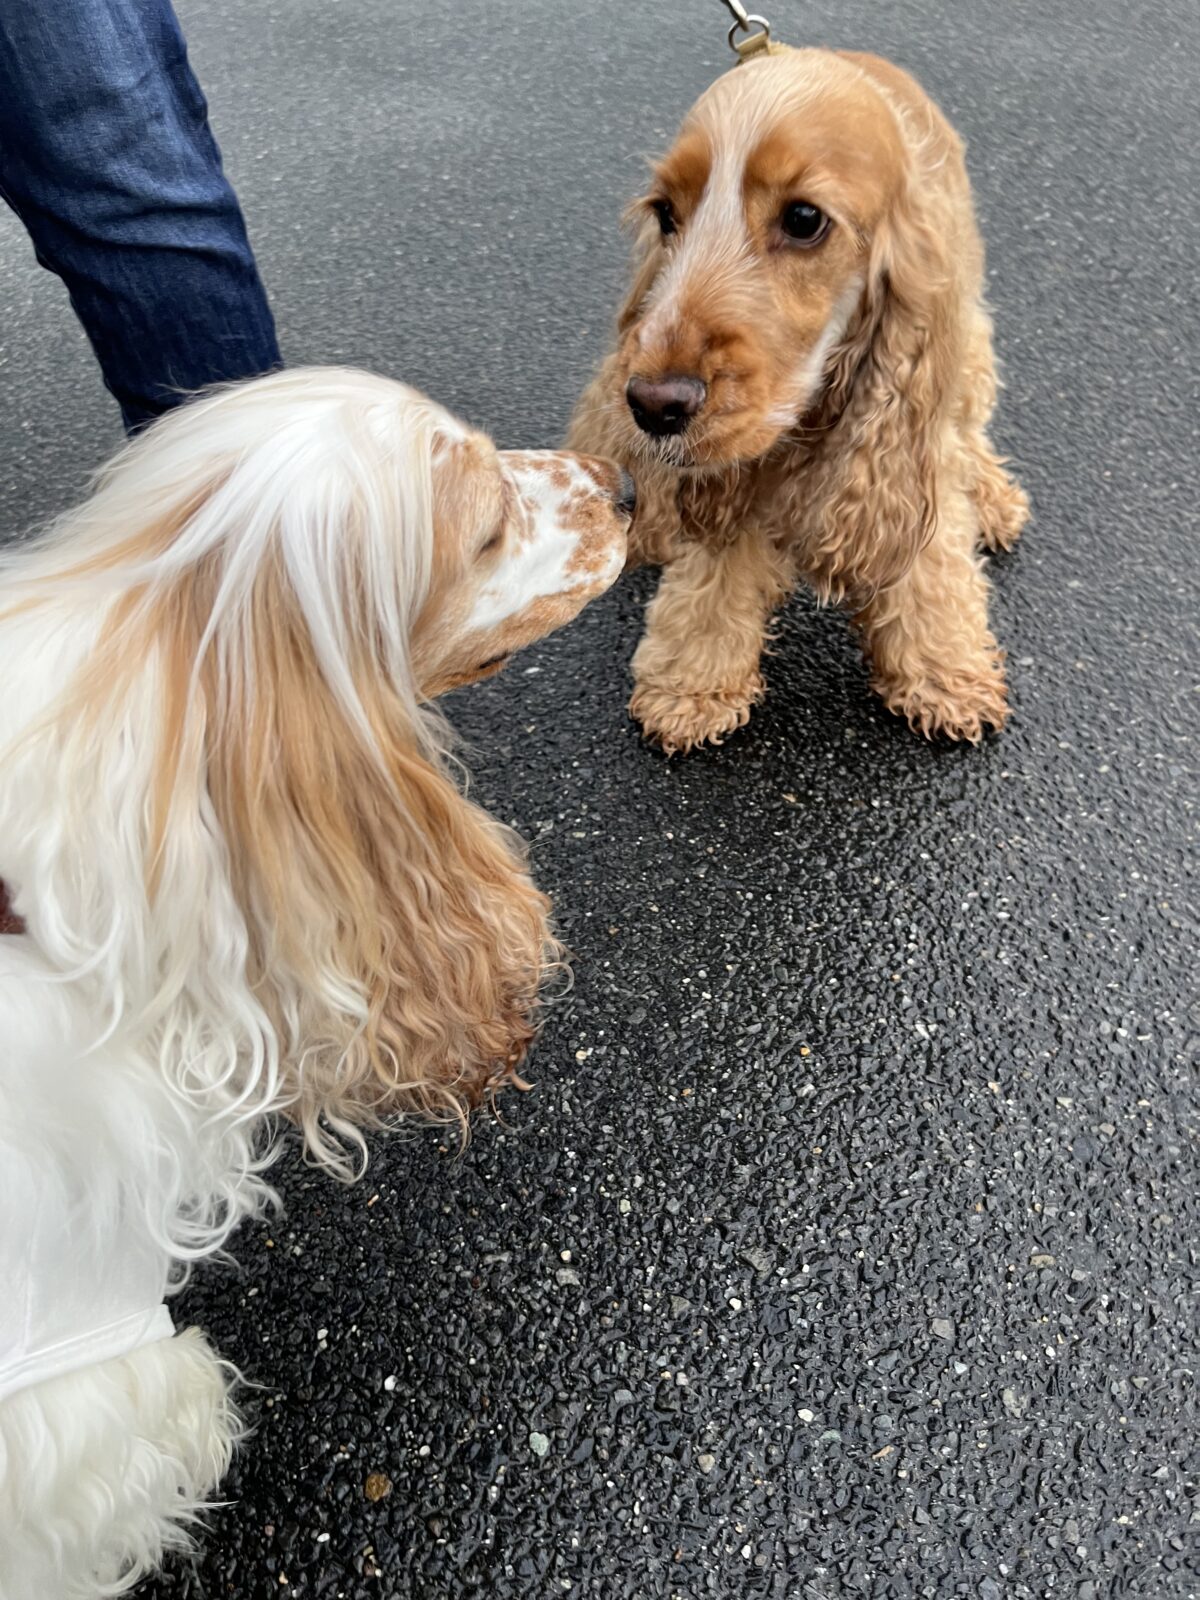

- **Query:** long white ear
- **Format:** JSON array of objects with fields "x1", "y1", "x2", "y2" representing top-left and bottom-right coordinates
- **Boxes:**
[{"x1": 0, "y1": 370, "x2": 548, "y2": 1195}]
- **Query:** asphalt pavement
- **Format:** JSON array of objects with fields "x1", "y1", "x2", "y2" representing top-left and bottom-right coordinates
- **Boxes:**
[{"x1": 0, "y1": 1, "x2": 1196, "y2": 1596}]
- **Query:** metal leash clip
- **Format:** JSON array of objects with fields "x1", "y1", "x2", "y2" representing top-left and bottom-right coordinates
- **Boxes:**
[{"x1": 719, "y1": 0, "x2": 773, "y2": 60}]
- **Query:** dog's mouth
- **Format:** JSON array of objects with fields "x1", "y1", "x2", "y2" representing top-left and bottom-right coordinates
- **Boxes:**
[
  {"x1": 622, "y1": 419, "x2": 712, "y2": 473},
  {"x1": 622, "y1": 390, "x2": 782, "y2": 474},
  {"x1": 431, "y1": 654, "x2": 512, "y2": 695},
  {"x1": 634, "y1": 425, "x2": 770, "y2": 478},
  {"x1": 639, "y1": 432, "x2": 698, "y2": 469},
  {"x1": 475, "y1": 653, "x2": 512, "y2": 679}
]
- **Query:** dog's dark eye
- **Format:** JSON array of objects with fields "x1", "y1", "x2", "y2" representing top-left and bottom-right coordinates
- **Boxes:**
[
  {"x1": 651, "y1": 198, "x2": 677, "y2": 237},
  {"x1": 780, "y1": 201, "x2": 830, "y2": 246}
]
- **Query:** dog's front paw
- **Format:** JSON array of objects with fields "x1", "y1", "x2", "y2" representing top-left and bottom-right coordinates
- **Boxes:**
[
  {"x1": 875, "y1": 664, "x2": 1009, "y2": 743},
  {"x1": 630, "y1": 677, "x2": 764, "y2": 755}
]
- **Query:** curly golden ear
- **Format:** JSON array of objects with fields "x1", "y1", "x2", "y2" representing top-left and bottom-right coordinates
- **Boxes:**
[
  {"x1": 204, "y1": 578, "x2": 557, "y2": 1169},
  {"x1": 805, "y1": 164, "x2": 964, "y2": 602}
]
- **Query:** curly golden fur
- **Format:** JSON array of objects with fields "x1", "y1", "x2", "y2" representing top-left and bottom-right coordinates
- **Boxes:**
[{"x1": 570, "y1": 46, "x2": 1029, "y2": 750}]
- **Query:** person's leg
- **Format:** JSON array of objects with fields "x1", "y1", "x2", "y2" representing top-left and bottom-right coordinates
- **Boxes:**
[{"x1": 0, "y1": 0, "x2": 280, "y2": 431}]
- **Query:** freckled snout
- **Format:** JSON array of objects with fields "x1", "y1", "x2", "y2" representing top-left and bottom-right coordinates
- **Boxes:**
[{"x1": 626, "y1": 375, "x2": 707, "y2": 438}]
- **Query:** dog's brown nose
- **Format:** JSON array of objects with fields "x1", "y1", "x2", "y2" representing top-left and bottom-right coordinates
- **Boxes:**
[{"x1": 626, "y1": 375, "x2": 706, "y2": 437}]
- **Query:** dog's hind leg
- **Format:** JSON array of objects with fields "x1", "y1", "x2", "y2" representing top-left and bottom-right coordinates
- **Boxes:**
[
  {"x1": 970, "y1": 434, "x2": 1030, "y2": 555},
  {"x1": 855, "y1": 478, "x2": 1009, "y2": 742},
  {"x1": 960, "y1": 306, "x2": 1029, "y2": 554}
]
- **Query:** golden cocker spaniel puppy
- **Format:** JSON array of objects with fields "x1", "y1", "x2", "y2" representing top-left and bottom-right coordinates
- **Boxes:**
[{"x1": 570, "y1": 45, "x2": 1029, "y2": 751}]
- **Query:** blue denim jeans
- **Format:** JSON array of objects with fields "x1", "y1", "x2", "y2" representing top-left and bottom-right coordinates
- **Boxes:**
[{"x1": 0, "y1": 0, "x2": 280, "y2": 431}]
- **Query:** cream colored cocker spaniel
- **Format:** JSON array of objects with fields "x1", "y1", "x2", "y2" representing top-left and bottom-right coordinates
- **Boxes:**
[{"x1": 0, "y1": 367, "x2": 631, "y2": 1598}]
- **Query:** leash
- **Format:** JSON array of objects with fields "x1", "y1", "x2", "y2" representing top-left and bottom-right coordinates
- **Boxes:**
[{"x1": 718, "y1": 0, "x2": 775, "y2": 60}]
